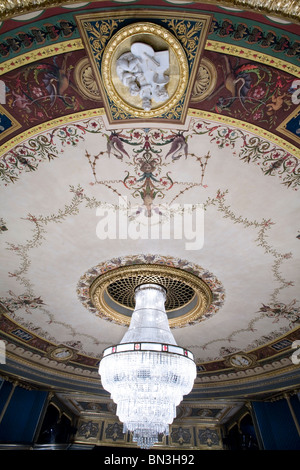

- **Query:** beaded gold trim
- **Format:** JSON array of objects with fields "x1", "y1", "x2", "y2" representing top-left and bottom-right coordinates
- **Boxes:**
[
  {"x1": 101, "y1": 23, "x2": 189, "y2": 119},
  {"x1": 89, "y1": 264, "x2": 213, "y2": 328}
]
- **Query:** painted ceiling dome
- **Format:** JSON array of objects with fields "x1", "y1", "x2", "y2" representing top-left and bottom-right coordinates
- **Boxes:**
[{"x1": 0, "y1": 0, "x2": 299, "y2": 447}]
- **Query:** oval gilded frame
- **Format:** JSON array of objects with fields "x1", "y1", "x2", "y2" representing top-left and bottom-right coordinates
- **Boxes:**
[{"x1": 101, "y1": 23, "x2": 189, "y2": 119}]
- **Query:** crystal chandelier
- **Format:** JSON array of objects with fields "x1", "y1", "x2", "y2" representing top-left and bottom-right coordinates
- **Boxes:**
[{"x1": 99, "y1": 283, "x2": 196, "y2": 449}]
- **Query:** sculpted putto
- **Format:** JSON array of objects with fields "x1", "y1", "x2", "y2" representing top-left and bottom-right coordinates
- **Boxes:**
[{"x1": 116, "y1": 42, "x2": 170, "y2": 111}]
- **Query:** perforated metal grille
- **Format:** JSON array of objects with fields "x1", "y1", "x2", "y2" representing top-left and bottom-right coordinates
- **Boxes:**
[{"x1": 106, "y1": 275, "x2": 195, "y2": 311}]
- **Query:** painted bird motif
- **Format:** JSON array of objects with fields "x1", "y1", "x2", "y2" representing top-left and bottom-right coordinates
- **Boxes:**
[
  {"x1": 165, "y1": 132, "x2": 188, "y2": 160},
  {"x1": 107, "y1": 131, "x2": 130, "y2": 160},
  {"x1": 39, "y1": 54, "x2": 73, "y2": 106},
  {"x1": 210, "y1": 56, "x2": 269, "y2": 113}
]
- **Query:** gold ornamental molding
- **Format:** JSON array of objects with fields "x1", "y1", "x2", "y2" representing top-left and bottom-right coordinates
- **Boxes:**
[
  {"x1": 0, "y1": 107, "x2": 298, "y2": 159},
  {"x1": 89, "y1": 264, "x2": 213, "y2": 328},
  {"x1": 224, "y1": 352, "x2": 257, "y2": 369},
  {"x1": 188, "y1": 109, "x2": 300, "y2": 158},
  {"x1": 0, "y1": 0, "x2": 299, "y2": 23},
  {"x1": 101, "y1": 23, "x2": 189, "y2": 120},
  {"x1": 74, "y1": 57, "x2": 102, "y2": 102},
  {"x1": 0, "y1": 39, "x2": 298, "y2": 80},
  {"x1": 76, "y1": 10, "x2": 212, "y2": 124}
]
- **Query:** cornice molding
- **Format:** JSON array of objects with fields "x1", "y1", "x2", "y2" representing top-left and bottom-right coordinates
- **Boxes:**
[{"x1": 0, "y1": 0, "x2": 299, "y2": 23}]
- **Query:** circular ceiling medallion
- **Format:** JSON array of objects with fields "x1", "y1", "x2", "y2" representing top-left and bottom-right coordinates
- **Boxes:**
[
  {"x1": 74, "y1": 57, "x2": 102, "y2": 101},
  {"x1": 191, "y1": 57, "x2": 217, "y2": 102},
  {"x1": 225, "y1": 353, "x2": 257, "y2": 369},
  {"x1": 77, "y1": 255, "x2": 225, "y2": 328},
  {"x1": 47, "y1": 346, "x2": 77, "y2": 362},
  {"x1": 90, "y1": 264, "x2": 212, "y2": 328},
  {"x1": 101, "y1": 23, "x2": 189, "y2": 118}
]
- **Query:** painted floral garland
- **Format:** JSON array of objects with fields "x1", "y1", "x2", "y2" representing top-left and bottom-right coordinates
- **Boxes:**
[{"x1": 0, "y1": 116, "x2": 299, "y2": 191}]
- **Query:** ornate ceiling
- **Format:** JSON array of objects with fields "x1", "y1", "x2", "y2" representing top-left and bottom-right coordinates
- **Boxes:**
[{"x1": 0, "y1": 0, "x2": 299, "y2": 440}]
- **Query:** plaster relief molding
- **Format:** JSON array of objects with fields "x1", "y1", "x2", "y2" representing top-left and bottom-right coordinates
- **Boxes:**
[
  {"x1": 5, "y1": 342, "x2": 99, "y2": 378},
  {"x1": 195, "y1": 356, "x2": 296, "y2": 384},
  {"x1": 0, "y1": 0, "x2": 299, "y2": 23}
]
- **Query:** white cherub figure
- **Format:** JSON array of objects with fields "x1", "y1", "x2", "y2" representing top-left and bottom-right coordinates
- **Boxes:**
[{"x1": 116, "y1": 42, "x2": 170, "y2": 111}]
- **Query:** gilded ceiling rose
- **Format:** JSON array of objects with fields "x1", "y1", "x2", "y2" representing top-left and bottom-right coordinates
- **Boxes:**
[
  {"x1": 191, "y1": 57, "x2": 217, "y2": 103},
  {"x1": 74, "y1": 57, "x2": 102, "y2": 102},
  {"x1": 77, "y1": 255, "x2": 225, "y2": 329}
]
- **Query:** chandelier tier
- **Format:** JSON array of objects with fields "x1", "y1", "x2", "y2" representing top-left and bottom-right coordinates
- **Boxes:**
[{"x1": 99, "y1": 283, "x2": 196, "y2": 449}]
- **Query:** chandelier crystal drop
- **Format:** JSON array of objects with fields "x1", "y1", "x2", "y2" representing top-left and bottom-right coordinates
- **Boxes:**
[{"x1": 99, "y1": 283, "x2": 196, "y2": 449}]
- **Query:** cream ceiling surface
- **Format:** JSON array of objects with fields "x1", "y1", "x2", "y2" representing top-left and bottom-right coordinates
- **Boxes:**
[{"x1": 0, "y1": 0, "x2": 299, "y2": 404}]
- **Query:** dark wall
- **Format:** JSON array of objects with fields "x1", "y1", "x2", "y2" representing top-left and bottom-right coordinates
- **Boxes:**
[
  {"x1": 253, "y1": 396, "x2": 300, "y2": 450},
  {"x1": 0, "y1": 380, "x2": 47, "y2": 443},
  {"x1": 37, "y1": 402, "x2": 75, "y2": 444}
]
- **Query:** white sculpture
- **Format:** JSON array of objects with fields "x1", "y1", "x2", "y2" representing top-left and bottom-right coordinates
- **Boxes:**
[{"x1": 116, "y1": 42, "x2": 170, "y2": 111}]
